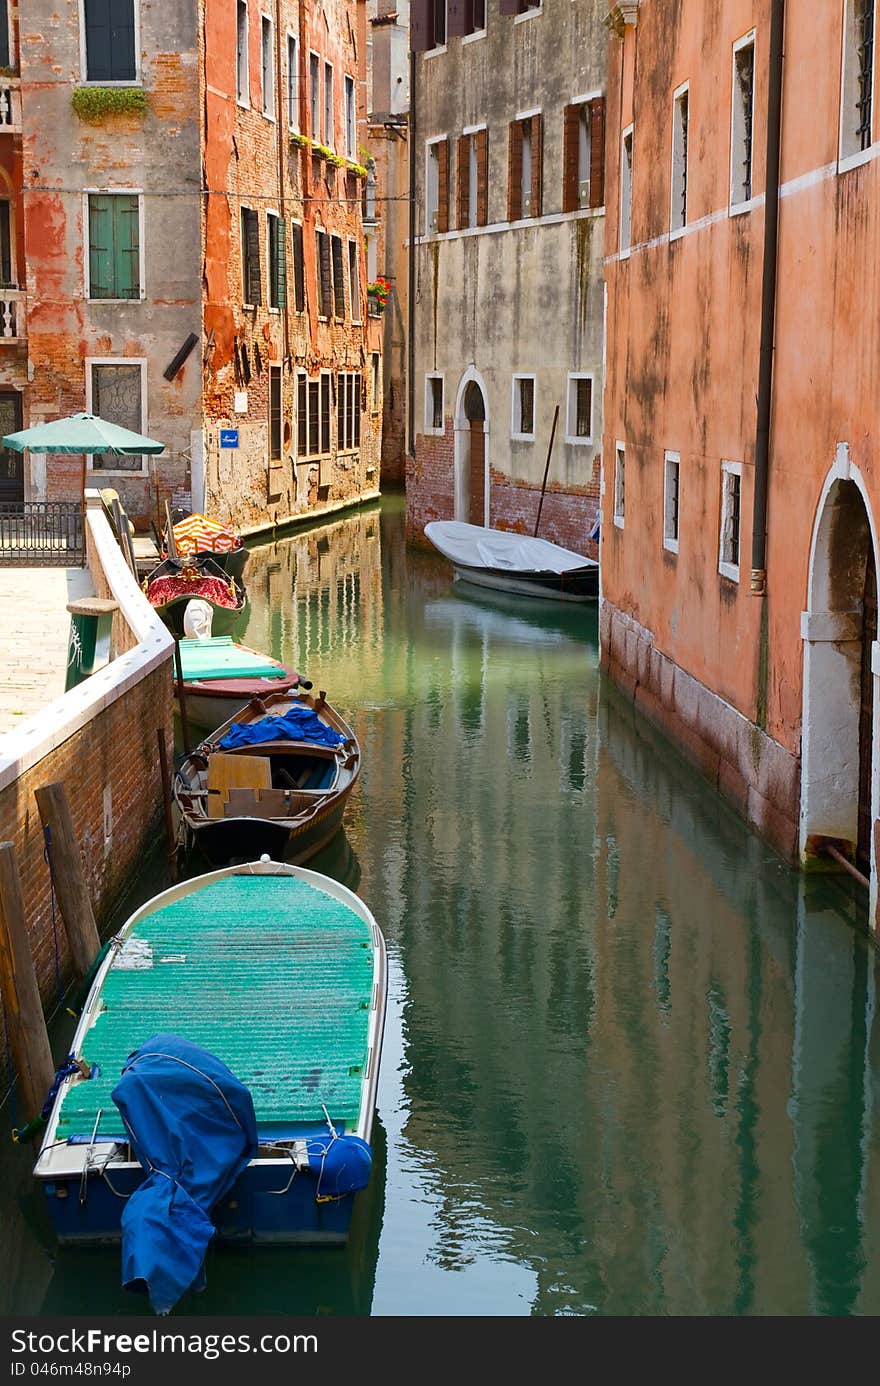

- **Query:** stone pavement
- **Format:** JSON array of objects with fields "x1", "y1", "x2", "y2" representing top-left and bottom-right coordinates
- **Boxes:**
[{"x1": 0, "y1": 566, "x2": 94, "y2": 736}]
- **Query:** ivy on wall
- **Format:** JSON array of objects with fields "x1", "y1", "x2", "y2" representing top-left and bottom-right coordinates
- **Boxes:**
[{"x1": 72, "y1": 87, "x2": 148, "y2": 122}]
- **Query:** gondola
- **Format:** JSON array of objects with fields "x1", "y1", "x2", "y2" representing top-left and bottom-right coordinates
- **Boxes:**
[{"x1": 142, "y1": 554, "x2": 248, "y2": 637}]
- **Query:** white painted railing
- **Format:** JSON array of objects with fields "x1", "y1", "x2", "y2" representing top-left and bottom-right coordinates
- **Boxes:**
[
  {"x1": 0, "y1": 290, "x2": 24, "y2": 339},
  {"x1": 0, "y1": 79, "x2": 22, "y2": 133}
]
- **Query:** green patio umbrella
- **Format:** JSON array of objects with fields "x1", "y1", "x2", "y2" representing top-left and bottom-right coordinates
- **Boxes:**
[{"x1": 1, "y1": 412, "x2": 165, "y2": 456}]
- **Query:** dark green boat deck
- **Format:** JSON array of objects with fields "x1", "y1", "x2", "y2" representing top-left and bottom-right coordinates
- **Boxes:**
[{"x1": 56, "y1": 875, "x2": 374, "y2": 1140}]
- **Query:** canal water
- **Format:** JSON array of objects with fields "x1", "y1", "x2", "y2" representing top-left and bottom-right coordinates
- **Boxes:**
[{"x1": 4, "y1": 493, "x2": 880, "y2": 1316}]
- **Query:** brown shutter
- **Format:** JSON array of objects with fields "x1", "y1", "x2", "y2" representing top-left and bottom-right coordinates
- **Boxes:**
[
  {"x1": 476, "y1": 127, "x2": 488, "y2": 225},
  {"x1": 411, "y1": 0, "x2": 433, "y2": 51},
  {"x1": 507, "y1": 121, "x2": 522, "y2": 221},
  {"x1": 457, "y1": 134, "x2": 470, "y2": 228},
  {"x1": 529, "y1": 112, "x2": 543, "y2": 217},
  {"x1": 437, "y1": 137, "x2": 449, "y2": 233},
  {"x1": 562, "y1": 103, "x2": 580, "y2": 214},
  {"x1": 499, "y1": 0, "x2": 519, "y2": 13},
  {"x1": 447, "y1": 0, "x2": 469, "y2": 37},
  {"x1": 589, "y1": 96, "x2": 606, "y2": 209}
]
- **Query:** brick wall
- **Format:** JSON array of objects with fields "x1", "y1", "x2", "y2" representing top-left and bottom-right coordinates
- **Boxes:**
[{"x1": 405, "y1": 425, "x2": 455, "y2": 540}]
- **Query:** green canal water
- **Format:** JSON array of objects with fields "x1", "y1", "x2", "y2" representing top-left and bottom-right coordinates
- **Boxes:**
[{"x1": 4, "y1": 493, "x2": 880, "y2": 1316}]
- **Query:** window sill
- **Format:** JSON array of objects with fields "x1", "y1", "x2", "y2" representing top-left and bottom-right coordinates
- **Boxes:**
[
  {"x1": 514, "y1": 7, "x2": 543, "y2": 21},
  {"x1": 88, "y1": 466, "x2": 147, "y2": 478},
  {"x1": 613, "y1": 514, "x2": 624, "y2": 529},
  {"x1": 423, "y1": 426, "x2": 445, "y2": 437},
  {"x1": 618, "y1": 246, "x2": 631, "y2": 260},
  {"x1": 663, "y1": 537, "x2": 679, "y2": 555},
  {"x1": 718, "y1": 561, "x2": 740, "y2": 583},
  {"x1": 268, "y1": 306, "x2": 280, "y2": 314},
  {"x1": 81, "y1": 79, "x2": 143, "y2": 89},
  {"x1": 461, "y1": 29, "x2": 487, "y2": 44},
  {"x1": 728, "y1": 196, "x2": 758, "y2": 218},
  {"x1": 237, "y1": 97, "x2": 250, "y2": 111},
  {"x1": 263, "y1": 109, "x2": 276, "y2": 123},
  {"x1": 838, "y1": 144, "x2": 878, "y2": 175},
  {"x1": 564, "y1": 435, "x2": 593, "y2": 446},
  {"x1": 87, "y1": 296, "x2": 144, "y2": 305},
  {"x1": 424, "y1": 44, "x2": 448, "y2": 59},
  {"x1": 511, "y1": 432, "x2": 536, "y2": 444},
  {"x1": 669, "y1": 224, "x2": 687, "y2": 241}
]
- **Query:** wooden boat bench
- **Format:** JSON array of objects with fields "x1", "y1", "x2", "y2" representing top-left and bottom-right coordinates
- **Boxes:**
[{"x1": 224, "y1": 786, "x2": 316, "y2": 818}]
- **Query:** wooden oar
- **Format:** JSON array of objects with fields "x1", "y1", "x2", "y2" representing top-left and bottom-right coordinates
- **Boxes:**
[{"x1": 534, "y1": 404, "x2": 560, "y2": 538}]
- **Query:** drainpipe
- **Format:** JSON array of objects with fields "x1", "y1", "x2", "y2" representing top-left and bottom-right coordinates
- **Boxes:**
[
  {"x1": 407, "y1": 50, "x2": 416, "y2": 459},
  {"x1": 750, "y1": 0, "x2": 785, "y2": 597}
]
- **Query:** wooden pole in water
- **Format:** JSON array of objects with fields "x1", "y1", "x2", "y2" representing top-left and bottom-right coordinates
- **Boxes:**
[
  {"x1": 0, "y1": 842, "x2": 54, "y2": 1127},
  {"x1": 533, "y1": 403, "x2": 560, "y2": 539},
  {"x1": 33, "y1": 783, "x2": 100, "y2": 983},
  {"x1": 174, "y1": 639, "x2": 192, "y2": 755},
  {"x1": 156, "y1": 728, "x2": 179, "y2": 885}
]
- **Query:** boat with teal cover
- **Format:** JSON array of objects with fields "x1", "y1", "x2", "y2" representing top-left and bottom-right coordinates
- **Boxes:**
[{"x1": 33, "y1": 859, "x2": 387, "y2": 1250}]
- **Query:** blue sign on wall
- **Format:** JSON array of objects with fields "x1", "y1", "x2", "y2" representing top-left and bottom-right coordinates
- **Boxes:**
[{"x1": 220, "y1": 429, "x2": 239, "y2": 449}]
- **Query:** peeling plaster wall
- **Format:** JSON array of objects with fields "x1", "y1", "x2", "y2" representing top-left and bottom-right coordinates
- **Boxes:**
[{"x1": 22, "y1": 1, "x2": 202, "y2": 525}]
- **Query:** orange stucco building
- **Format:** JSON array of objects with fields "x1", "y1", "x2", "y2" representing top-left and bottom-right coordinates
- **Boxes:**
[{"x1": 601, "y1": 0, "x2": 880, "y2": 920}]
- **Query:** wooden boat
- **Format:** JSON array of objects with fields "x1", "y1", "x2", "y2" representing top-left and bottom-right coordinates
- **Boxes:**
[
  {"x1": 33, "y1": 858, "x2": 387, "y2": 1254},
  {"x1": 174, "y1": 635, "x2": 311, "y2": 734},
  {"x1": 174, "y1": 688, "x2": 360, "y2": 866},
  {"x1": 166, "y1": 511, "x2": 249, "y2": 583},
  {"x1": 142, "y1": 555, "x2": 248, "y2": 637},
  {"x1": 424, "y1": 519, "x2": 599, "y2": 602}
]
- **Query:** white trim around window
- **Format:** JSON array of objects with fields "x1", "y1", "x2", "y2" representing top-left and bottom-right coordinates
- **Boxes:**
[
  {"x1": 620, "y1": 123, "x2": 634, "y2": 257},
  {"x1": 347, "y1": 236, "x2": 361, "y2": 324},
  {"x1": 82, "y1": 189, "x2": 146, "y2": 303},
  {"x1": 663, "y1": 450, "x2": 680, "y2": 554},
  {"x1": 78, "y1": 0, "x2": 143, "y2": 86},
  {"x1": 670, "y1": 80, "x2": 689, "y2": 237},
  {"x1": 266, "y1": 208, "x2": 280, "y2": 313},
  {"x1": 514, "y1": 2, "x2": 543, "y2": 23},
  {"x1": 613, "y1": 439, "x2": 626, "y2": 528},
  {"x1": 424, "y1": 372, "x2": 445, "y2": 435},
  {"x1": 729, "y1": 29, "x2": 756, "y2": 215},
  {"x1": 718, "y1": 458, "x2": 742, "y2": 581},
  {"x1": 84, "y1": 356, "x2": 149, "y2": 476},
  {"x1": 510, "y1": 373, "x2": 536, "y2": 442},
  {"x1": 564, "y1": 372, "x2": 594, "y2": 445},
  {"x1": 425, "y1": 135, "x2": 446, "y2": 235},
  {"x1": 236, "y1": 0, "x2": 250, "y2": 108},
  {"x1": 261, "y1": 13, "x2": 276, "y2": 119},
  {"x1": 287, "y1": 31, "x2": 299, "y2": 131}
]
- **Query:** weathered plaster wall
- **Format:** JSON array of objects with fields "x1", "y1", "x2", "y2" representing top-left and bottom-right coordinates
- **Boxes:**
[
  {"x1": 21, "y1": 1, "x2": 202, "y2": 525},
  {"x1": 409, "y1": 0, "x2": 606, "y2": 551}
]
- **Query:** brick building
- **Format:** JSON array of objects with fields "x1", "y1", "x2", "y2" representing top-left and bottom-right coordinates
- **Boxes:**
[
  {"x1": 406, "y1": 0, "x2": 607, "y2": 553},
  {"x1": 0, "y1": 0, "x2": 381, "y2": 533},
  {"x1": 600, "y1": 1, "x2": 880, "y2": 919}
]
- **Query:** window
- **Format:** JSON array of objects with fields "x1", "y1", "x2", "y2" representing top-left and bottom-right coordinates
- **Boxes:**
[
  {"x1": 309, "y1": 51, "x2": 320, "y2": 140},
  {"x1": 565, "y1": 374, "x2": 593, "y2": 445},
  {"x1": 267, "y1": 212, "x2": 286, "y2": 309},
  {"x1": 620, "y1": 126, "x2": 633, "y2": 252},
  {"x1": 331, "y1": 235, "x2": 345, "y2": 317},
  {"x1": 448, "y1": 0, "x2": 486, "y2": 37},
  {"x1": 841, "y1": 1, "x2": 876, "y2": 158},
  {"x1": 320, "y1": 372, "x2": 331, "y2": 454},
  {"x1": 344, "y1": 75, "x2": 356, "y2": 159},
  {"x1": 719, "y1": 461, "x2": 742, "y2": 580},
  {"x1": 426, "y1": 137, "x2": 449, "y2": 233},
  {"x1": 337, "y1": 373, "x2": 362, "y2": 452},
  {"x1": 269, "y1": 366, "x2": 282, "y2": 461},
  {"x1": 287, "y1": 33, "x2": 299, "y2": 130},
  {"x1": 425, "y1": 374, "x2": 444, "y2": 433},
  {"x1": 411, "y1": 0, "x2": 448, "y2": 50},
  {"x1": 84, "y1": 0, "x2": 136, "y2": 83},
  {"x1": 731, "y1": 34, "x2": 755, "y2": 206},
  {"x1": 613, "y1": 443, "x2": 625, "y2": 526},
  {"x1": 324, "y1": 62, "x2": 333, "y2": 147},
  {"x1": 508, "y1": 115, "x2": 542, "y2": 220},
  {"x1": 562, "y1": 98, "x2": 605, "y2": 212},
  {"x1": 88, "y1": 361, "x2": 145, "y2": 471},
  {"x1": 663, "y1": 451, "x2": 680, "y2": 553},
  {"x1": 236, "y1": 0, "x2": 249, "y2": 105},
  {"x1": 348, "y1": 239, "x2": 361, "y2": 323},
  {"x1": 261, "y1": 15, "x2": 274, "y2": 116},
  {"x1": 87, "y1": 193, "x2": 140, "y2": 300},
  {"x1": 0, "y1": 201, "x2": 12, "y2": 287},
  {"x1": 291, "y1": 221, "x2": 305, "y2": 311},
  {"x1": 316, "y1": 229, "x2": 332, "y2": 317},
  {"x1": 431, "y1": 0, "x2": 447, "y2": 48},
  {"x1": 0, "y1": 0, "x2": 8, "y2": 69},
  {"x1": 306, "y1": 378, "x2": 320, "y2": 454},
  {"x1": 511, "y1": 375, "x2": 535, "y2": 441},
  {"x1": 457, "y1": 129, "x2": 487, "y2": 228},
  {"x1": 500, "y1": 0, "x2": 541, "y2": 15},
  {"x1": 371, "y1": 353, "x2": 380, "y2": 413},
  {"x1": 241, "y1": 207, "x2": 261, "y2": 304},
  {"x1": 297, "y1": 372, "x2": 307, "y2": 457},
  {"x1": 671, "y1": 85, "x2": 689, "y2": 231}
]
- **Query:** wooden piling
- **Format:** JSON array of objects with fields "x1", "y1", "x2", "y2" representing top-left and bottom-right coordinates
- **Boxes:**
[
  {"x1": 174, "y1": 639, "x2": 192, "y2": 755},
  {"x1": 0, "y1": 842, "x2": 54, "y2": 1128},
  {"x1": 156, "y1": 728, "x2": 179, "y2": 885},
  {"x1": 34, "y1": 782, "x2": 101, "y2": 982}
]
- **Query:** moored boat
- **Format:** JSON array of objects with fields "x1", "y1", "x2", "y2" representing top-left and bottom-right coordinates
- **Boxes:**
[
  {"x1": 174, "y1": 688, "x2": 360, "y2": 865},
  {"x1": 32, "y1": 857, "x2": 387, "y2": 1306},
  {"x1": 167, "y1": 511, "x2": 249, "y2": 583},
  {"x1": 424, "y1": 519, "x2": 599, "y2": 602},
  {"x1": 174, "y1": 634, "x2": 311, "y2": 733},
  {"x1": 143, "y1": 555, "x2": 248, "y2": 637}
]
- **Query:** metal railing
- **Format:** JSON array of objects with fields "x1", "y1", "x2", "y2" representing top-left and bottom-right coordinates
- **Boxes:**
[{"x1": 0, "y1": 501, "x2": 85, "y2": 565}]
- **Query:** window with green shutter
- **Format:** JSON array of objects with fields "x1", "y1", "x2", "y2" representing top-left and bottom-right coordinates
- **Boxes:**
[
  {"x1": 241, "y1": 207, "x2": 261, "y2": 305},
  {"x1": 268, "y1": 213, "x2": 287, "y2": 310},
  {"x1": 88, "y1": 193, "x2": 140, "y2": 300},
  {"x1": 84, "y1": 0, "x2": 137, "y2": 83}
]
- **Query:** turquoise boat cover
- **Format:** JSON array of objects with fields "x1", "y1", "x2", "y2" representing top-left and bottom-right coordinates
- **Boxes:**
[
  {"x1": 177, "y1": 636, "x2": 286, "y2": 682},
  {"x1": 112, "y1": 1034, "x2": 258, "y2": 1316}
]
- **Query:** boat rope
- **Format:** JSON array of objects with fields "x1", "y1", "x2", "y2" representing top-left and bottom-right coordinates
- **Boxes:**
[
  {"x1": 65, "y1": 939, "x2": 114, "y2": 1019},
  {"x1": 12, "y1": 1053, "x2": 90, "y2": 1145},
  {"x1": 42, "y1": 825, "x2": 65, "y2": 1007}
]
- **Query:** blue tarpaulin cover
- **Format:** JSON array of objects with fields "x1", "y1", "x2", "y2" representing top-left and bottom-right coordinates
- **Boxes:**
[
  {"x1": 305, "y1": 1134, "x2": 373, "y2": 1198},
  {"x1": 218, "y1": 707, "x2": 345, "y2": 751},
  {"x1": 111, "y1": 1034, "x2": 258, "y2": 1316}
]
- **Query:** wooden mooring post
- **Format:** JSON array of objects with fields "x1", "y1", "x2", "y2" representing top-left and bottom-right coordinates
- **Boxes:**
[
  {"x1": 34, "y1": 782, "x2": 101, "y2": 983},
  {"x1": 0, "y1": 842, "x2": 54, "y2": 1128}
]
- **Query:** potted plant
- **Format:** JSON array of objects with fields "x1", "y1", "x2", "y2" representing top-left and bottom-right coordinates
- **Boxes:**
[{"x1": 367, "y1": 277, "x2": 391, "y2": 316}]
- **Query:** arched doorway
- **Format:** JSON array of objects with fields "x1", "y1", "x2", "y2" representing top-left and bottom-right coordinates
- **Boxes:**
[
  {"x1": 453, "y1": 369, "x2": 489, "y2": 526},
  {"x1": 801, "y1": 457, "x2": 879, "y2": 887}
]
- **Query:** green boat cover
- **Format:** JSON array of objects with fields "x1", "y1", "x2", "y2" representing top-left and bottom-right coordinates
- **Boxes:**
[
  {"x1": 177, "y1": 636, "x2": 287, "y2": 682},
  {"x1": 56, "y1": 875, "x2": 374, "y2": 1140}
]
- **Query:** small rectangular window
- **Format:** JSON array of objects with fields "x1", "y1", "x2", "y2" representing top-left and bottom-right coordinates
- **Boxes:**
[
  {"x1": 0, "y1": 0, "x2": 9, "y2": 69},
  {"x1": 371, "y1": 353, "x2": 380, "y2": 413},
  {"x1": 0, "y1": 201, "x2": 12, "y2": 287},
  {"x1": 297, "y1": 372, "x2": 307, "y2": 456},
  {"x1": 512, "y1": 375, "x2": 535, "y2": 440},
  {"x1": 664, "y1": 451, "x2": 680, "y2": 553},
  {"x1": 241, "y1": 207, "x2": 261, "y2": 305},
  {"x1": 348, "y1": 240, "x2": 361, "y2": 323},
  {"x1": 520, "y1": 121, "x2": 532, "y2": 217},
  {"x1": 287, "y1": 34, "x2": 299, "y2": 130},
  {"x1": 841, "y1": 1, "x2": 876, "y2": 157},
  {"x1": 88, "y1": 193, "x2": 140, "y2": 300},
  {"x1": 291, "y1": 221, "x2": 305, "y2": 311},
  {"x1": 563, "y1": 98, "x2": 605, "y2": 213},
  {"x1": 731, "y1": 36, "x2": 755, "y2": 206},
  {"x1": 613, "y1": 443, "x2": 625, "y2": 526},
  {"x1": 236, "y1": 0, "x2": 249, "y2": 104},
  {"x1": 269, "y1": 366, "x2": 282, "y2": 461},
  {"x1": 85, "y1": 0, "x2": 136, "y2": 83},
  {"x1": 426, "y1": 140, "x2": 441, "y2": 233},
  {"x1": 261, "y1": 15, "x2": 274, "y2": 116},
  {"x1": 719, "y1": 461, "x2": 742, "y2": 579},
  {"x1": 267, "y1": 212, "x2": 286, "y2": 309},
  {"x1": 90, "y1": 362, "x2": 144, "y2": 470},
  {"x1": 307, "y1": 379, "x2": 320, "y2": 455},
  {"x1": 316, "y1": 229, "x2": 332, "y2": 317},
  {"x1": 344, "y1": 75, "x2": 356, "y2": 160},
  {"x1": 324, "y1": 62, "x2": 333, "y2": 148},
  {"x1": 620, "y1": 126, "x2": 633, "y2": 252},
  {"x1": 425, "y1": 374, "x2": 444, "y2": 432},
  {"x1": 331, "y1": 235, "x2": 345, "y2": 317},
  {"x1": 468, "y1": 138, "x2": 479, "y2": 228},
  {"x1": 565, "y1": 374, "x2": 593, "y2": 444},
  {"x1": 320, "y1": 373, "x2": 331, "y2": 454},
  {"x1": 432, "y1": 0, "x2": 447, "y2": 47},
  {"x1": 309, "y1": 52, "x2": 320, "y2": 140},
  {"x1": 671, "y1": 86, "x2": 689, "y2": 232}
]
